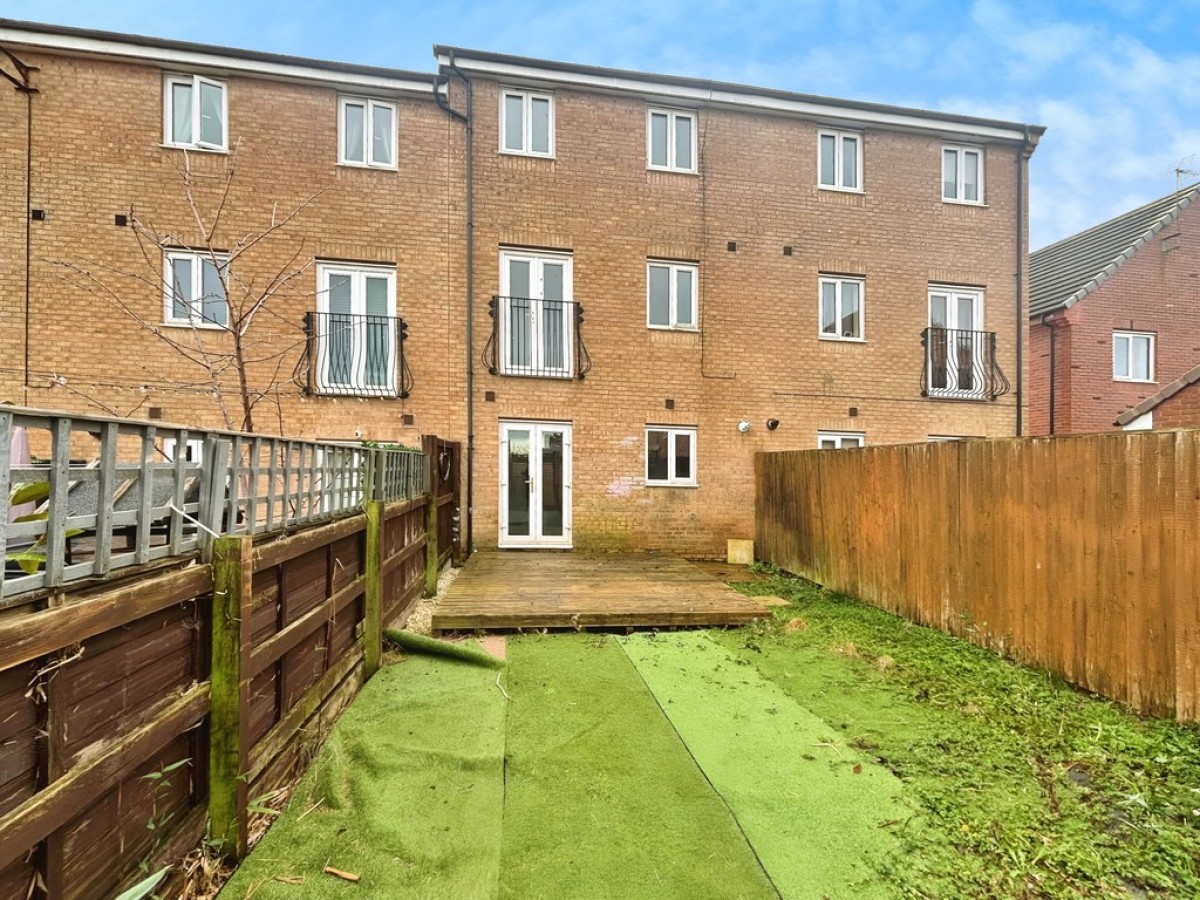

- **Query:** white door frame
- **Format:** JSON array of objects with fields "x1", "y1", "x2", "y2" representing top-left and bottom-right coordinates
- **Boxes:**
[{"x1": 499, "y1": 420, "x2": 573, "y2": 548}]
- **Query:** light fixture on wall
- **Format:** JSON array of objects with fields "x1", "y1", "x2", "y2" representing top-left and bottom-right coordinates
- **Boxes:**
[
  {"x1": 766, "y1": 418, "x2": 780, "y2": 431},
  {"x1": 737, "y1": 420, "x2": 751, "y2": 433}
]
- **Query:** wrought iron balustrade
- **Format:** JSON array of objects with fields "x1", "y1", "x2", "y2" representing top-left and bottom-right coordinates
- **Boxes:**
[
  {"x1": 484, "y1": 295, "x2": 591, "y2": 380},
  {"x1": 921, "y1": 327, "x2": 1010, "y2": 401},
  {"x1": 300, "y1": 311, "x2": 413, "y2": 398}
]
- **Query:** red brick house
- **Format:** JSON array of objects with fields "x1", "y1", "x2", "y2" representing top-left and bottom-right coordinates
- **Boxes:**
[{"x1": 1029, "y1": 185, "x2": 1200, "y2": 434}]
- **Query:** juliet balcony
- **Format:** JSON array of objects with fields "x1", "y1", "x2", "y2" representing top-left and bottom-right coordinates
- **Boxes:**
[
  {"x1": 921, "y1": 327, "x2": 1010, "y2": 401},
  {"x1": 484, "y1": 296, "x2": 592, "y2": 380},
  {"x1": 300, "y1": 311, "x2": 414, "y2": 398}
]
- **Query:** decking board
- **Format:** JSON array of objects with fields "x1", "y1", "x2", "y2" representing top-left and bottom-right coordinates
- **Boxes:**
[{"x1": 431, "y1": 552, "x2": 768, "y2": 632}]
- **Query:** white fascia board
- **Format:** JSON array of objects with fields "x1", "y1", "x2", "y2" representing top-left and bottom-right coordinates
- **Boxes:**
[
  {"x1": 2, "y1": 26, "x2": 437, "y2": 96},
  {"x1": 438, "y1": 54, "x2": 1030, "y2": 143}
]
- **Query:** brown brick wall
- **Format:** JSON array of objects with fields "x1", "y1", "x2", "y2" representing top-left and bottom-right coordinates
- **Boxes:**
[
  {"x1": 1028, "y1": 201, "x2": 1200, "y2": 434},
  {"x1": 1154, "y1": 383, "x2": 1200, "y2": 427}
]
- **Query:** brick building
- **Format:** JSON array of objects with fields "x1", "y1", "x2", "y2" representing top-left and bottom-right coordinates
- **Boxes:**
[
  {"x1": 1029, "y1": 185, "x2": 1200, "y2": 434},
  {"x1": 0, "y1": 20, "x2": 1044, "y2": 557}
]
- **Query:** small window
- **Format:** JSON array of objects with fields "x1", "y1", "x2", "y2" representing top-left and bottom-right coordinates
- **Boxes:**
[
  {"x1": 501, "y1": 89, "x2": 553, "y2": 156},
  {"x1": 647, "y1": 261, "x2": 698, "y2": 330},
  {"x1": 162, "y1": 437, "x2": 205, "y2": 463},
  {"x1": 818, "y1": 431, "x2": 865, "y2": 450},
  {"x1": 1113, "y1": 331, "x2": 1154, "y2": 382},
  {"x1": 164, "y1": 250, "x2": 228, "y2": 328},
  {"x1": 942, "y1": 145, "x2": 983, "y2": 203},
  {"x1": 818, "y1": 130, "x2": 861, "y2": 191},
  {"x1": 819, "y1": 276, "x2": 864, "y2": 340},
  {"x1": 646, "y1": 426, "x2": 697, "y2": 486},
  {"x1": 164, "y1": 74, "x2": 227, "y2": 151},
  {"x1": 339, "y1": 97, "x2": 396, "y2": 168},
  {"x1": 647, "y1": 109, "x2": 696, "y2": 172}
]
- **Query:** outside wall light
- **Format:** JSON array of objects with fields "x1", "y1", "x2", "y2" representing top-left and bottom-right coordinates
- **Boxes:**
[
  {"x1": 766, "y1": 418, "x2": 780, "y2": 431},
  {"x1": 737, "y1": 420, "x2": 751, "y2": 433}
]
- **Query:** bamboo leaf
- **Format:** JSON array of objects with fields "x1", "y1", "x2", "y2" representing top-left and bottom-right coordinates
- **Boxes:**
[{"x1": 113, "y1": 868, "x2": 169, "y2": 900}]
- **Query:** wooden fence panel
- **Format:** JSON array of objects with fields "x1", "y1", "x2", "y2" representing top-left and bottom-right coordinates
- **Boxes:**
[{"x1": 756, "y1": 429, "x2": 1200, "y2": 722}]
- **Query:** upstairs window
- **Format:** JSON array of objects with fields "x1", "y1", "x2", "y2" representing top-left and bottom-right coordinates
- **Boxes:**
[
  {"x1": 647, "y1": 109, "x2": 696, "y2": 172},
  {"x1": 942, "y1": 145, "x2": 983, "y2": 203},
  {"x1": 819, "y1": 276, "x2": 864, "y2": 340},
  {"x1": 647, "y1": 261, "x2": 698, "y2": 330},
  {"x1": 646, "y1": 426, "x2": 697, "y2": 486},
  {"x1": 339, "y1": 97, "x2": 396, "y2": 168},
  {"x1": 163, "y1": 250, "x2": 228, "y2": 328},
  {"x1": 1113, "y1": 331, "x2": 1154, "y2": 382},
  {"x1": 818, "y1": 130, "x2": 861, "y2": 191},
  {"x1": 501, "y1": 89, "x2": 553, "y2": 156},
  {"x1": 164, "y1": 74, "x2": 227, "y2": 151}
]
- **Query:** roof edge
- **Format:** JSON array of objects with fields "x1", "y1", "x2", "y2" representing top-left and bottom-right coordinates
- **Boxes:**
[
  {"x1": 435, "y1": 45, "x2": 1045, "y2": 144},
  {"x1": 1114, "y1": 362, "x2": 1200, "y2": 426}
]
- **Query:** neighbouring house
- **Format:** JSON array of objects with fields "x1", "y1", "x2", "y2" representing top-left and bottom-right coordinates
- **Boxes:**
[
  {"x1": 0, "y1": 19, "x2": 1044, "y2": 558},
  {"x1": 1028, "y1": 184, "x2": 1200, "y2": 434}
]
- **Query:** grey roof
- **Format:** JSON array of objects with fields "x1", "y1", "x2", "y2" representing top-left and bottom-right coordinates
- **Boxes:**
[
  {"x1": 1030, "y1": 184, "x2": 1200, "y2": 319},
  {"x1": 1114, "y1": 362, "x2": 1200, "y2": 426}
]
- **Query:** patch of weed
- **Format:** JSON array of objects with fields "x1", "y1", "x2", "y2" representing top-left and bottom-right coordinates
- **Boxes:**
[{"x1": 721, "y1": 574, "x2": 1200, "y2": 898}]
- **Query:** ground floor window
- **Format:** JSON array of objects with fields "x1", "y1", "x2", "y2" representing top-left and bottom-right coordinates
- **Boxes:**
[
  {"x1": 818, "y1": 431, "x2": 865, "y2": 449},
  {"x1": 646, "y1": 426, "x2": 696, "y2": 486}
]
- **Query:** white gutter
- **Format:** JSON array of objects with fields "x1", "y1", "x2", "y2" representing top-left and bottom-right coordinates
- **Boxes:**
[{"x1": 1, "y1": 25, "x2": 439, "y2": 96}]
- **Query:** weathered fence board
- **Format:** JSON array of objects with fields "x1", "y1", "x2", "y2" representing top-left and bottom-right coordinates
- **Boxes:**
[{"x1": 756, "y1": 429, "x2": 1200, "y2": 722}]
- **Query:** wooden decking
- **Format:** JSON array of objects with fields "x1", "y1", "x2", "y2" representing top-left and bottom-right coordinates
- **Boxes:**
[{"x1": 431, "y1": 551, "x2": 769, "y2": 633}]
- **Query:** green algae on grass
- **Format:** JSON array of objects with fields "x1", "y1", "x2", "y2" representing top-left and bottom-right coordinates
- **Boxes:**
[{"x1": 720, "y1": 573, "x2": 1200, "y2": 899}]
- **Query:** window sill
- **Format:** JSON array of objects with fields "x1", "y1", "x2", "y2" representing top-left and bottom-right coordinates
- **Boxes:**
[
  {"x1": 312, "y1": 387, "x2": 401, "y2": 398},
  {"x1": 818, "y1": 185, "x2": 863, "y2": 195},
  {"x1": 499, "y1": 148, "x2": 556, "y2": 160},
  {"x1": 160, "y1": 143, "x2": 228, "y2": 155},
  {"x1": 648, "y1": 325, "x2": 700, "y2": 333},
  {"x1": 644, "y1": 481, "x2": 699, "y2": 489},
  {"x1": 819, "y1": 334, "x2": 865, "y2": 343},
  {"x1": 941, "y1": 198, "x2": 987, "y2": 208},
  {"x1": 1113, "y1": 377, "x2": 1156, "y2": 384},
  {"x1": 647, "y1": 165, "x2": 699, "y2": 176},
  {"x1": 337, "y1": 160, "x2": 398, "y2": 172},
  {"x1": 161, "y1": 320, "x2": 228, "y2": 331}
]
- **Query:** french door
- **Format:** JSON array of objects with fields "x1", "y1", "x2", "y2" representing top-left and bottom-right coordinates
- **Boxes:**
[
  {"x1": 499, "y1": 250, "x2": 573, "y2": 377},
  {"x1": 928, "y1": 287, "x2": 984, "y2": 398},
  {"x1": 499, "y1": 421, "x2": 572, "y2": 548}
]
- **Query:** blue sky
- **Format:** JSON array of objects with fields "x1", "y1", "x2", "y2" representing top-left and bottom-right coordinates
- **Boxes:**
[{"x1": 25, "y1": 0, "x2": 1200, "y2": 248}]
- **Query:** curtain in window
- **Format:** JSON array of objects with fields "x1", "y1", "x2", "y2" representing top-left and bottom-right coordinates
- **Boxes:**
[
  {"x1": 326, "y1": 275, "x2": 353, "y2": 386},
  {"x1": 344, "y1": 103, "x2": 365, "y2": 162},
  {"x1": 172, "y1": 83, "x2": 193, "y2": 144},
  {"x1": 371, "y1": 104, "x2": 393, "y2": 166},
  {"x1": 364, "y1": 276, "x2": 390, "y2": 387},
  {"x1": 199, "y1": 81, "x2": 223, "y2": 146}
]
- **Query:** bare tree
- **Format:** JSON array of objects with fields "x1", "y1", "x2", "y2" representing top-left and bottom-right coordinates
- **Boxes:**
[{"x1": 52, "y1": 145, "x2": 324, "y2": 433}]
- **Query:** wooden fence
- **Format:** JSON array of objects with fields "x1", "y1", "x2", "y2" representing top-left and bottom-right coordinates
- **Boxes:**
[
  {"x1": 0, "y1": 409, "x2": 460, "y2": 899},
  {"x1": 756, "y1": 430, "x2": 1200, "y2": 722}
]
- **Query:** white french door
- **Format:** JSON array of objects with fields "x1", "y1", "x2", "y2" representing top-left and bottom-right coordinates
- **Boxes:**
[
  {"x1": 499, "y1": 250, "x2": 573, "y2": 377},
  {"x1": 928, "y1": 287, "x2": 985, "y2": 399},
  {"x1": 499, "y1": 421, "x2": 572, "y2": 548}
]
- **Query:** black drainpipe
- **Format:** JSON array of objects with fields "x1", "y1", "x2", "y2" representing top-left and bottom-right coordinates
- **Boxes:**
[
  {"x1": 1015, "y1": 126, "x2": 1030, "y2": 436},
  {"x1": 1042, "y1": 314, "x2": 1059, "y2": 435},
  {"x1": 2, "y1": 50, "x2": 38, "y2": 404},
  {"x1": 434, "y1": 56, "x2": 474, "y2": 556}
]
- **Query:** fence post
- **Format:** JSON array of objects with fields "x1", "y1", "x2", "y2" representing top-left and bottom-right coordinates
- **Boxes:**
[
  {"x1": 209, "y1": 534, "x2": 252, "y2": 861},
  {"x1": 424, "y1": 492, "x2": 439, "y2": 597},
  {"x1": 364, "y1": 499, "x2": 383, "y2": 679}
]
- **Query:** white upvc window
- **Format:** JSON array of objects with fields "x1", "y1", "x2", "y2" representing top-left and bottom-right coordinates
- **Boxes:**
[
  {"x1": 818, "y1": 431, "x2": 865, "y2": 449},
  {"x1": 162, "y1": 437, "x2": 205, "y2": 463},
  {"x1": 500, "y1": 89, "x2": 554, "y2": 157},
  {"x1": 819, "y1": 275, "x2": 864, "y2": 340},
  {"x1": 645, "y1": 426, "x2": 697, "y2": 486},
  {"x1": 647, "y1": 109, "x2": 696, "y2": 173},
  {"x1": 315, "y1": 262, "x2": 399, "y2": 395},
  {"x1": 164, "y1": 74, "x2": 227, "y2": 151},
  {"x1": 339, "y1": 97, "x2": 397, "y2": 169},
  {"x1": 647, "y1": 261, "x2": 698, "y2": 330},
  {"x1": 1113, "y1": 331, "x2": 1155, "y2": 382},
  {"x1": 818, "y1": 130, "x2": 862, "y2": 191},
  {"x1": 163, "y1": 250, "x2": 229, "y2": 328},
  {"x1": 942, "y1": 145, "x2": 983, "y2": 203}
]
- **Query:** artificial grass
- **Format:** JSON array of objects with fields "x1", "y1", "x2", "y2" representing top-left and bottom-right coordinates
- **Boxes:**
[
  {"x1": 219, "y1": 654, "x2": 507, "y2": 899},
  {"x1": 621, "y1": 631, "x2": 909, "y2": 899},
  {"x1": 498, "y1": 634, "x2": 777, "y2": 900},
  {"x1": 384, "y1": 629, "x2": 507, "y2": 669},
  {"x1": 718, "y1": 570, "x2": 1200, "y2": 898}
]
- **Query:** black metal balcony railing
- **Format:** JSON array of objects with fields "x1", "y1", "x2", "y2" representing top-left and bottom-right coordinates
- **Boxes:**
[
  {"x1": 298, "y1": 311, "x2": 414, "y2": 398},
  {"x1": 484, "y1": 295, "x2": 592, "y2": 380},
  {"x1": 921, "y1": 327, "x2": 1010, "y2": 401}
]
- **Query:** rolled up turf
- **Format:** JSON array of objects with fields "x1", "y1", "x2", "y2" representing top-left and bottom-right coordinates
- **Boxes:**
[{"x1": 384, "y1": 628, "x2": 506, "y2": 669}]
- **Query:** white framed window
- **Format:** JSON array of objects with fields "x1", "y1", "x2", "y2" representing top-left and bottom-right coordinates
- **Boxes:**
[
  {"x1": 819, "y1": 276, "x2": 864, "y2": 340},
  {"x1": 164, "y1": 250, "x2": 229, "y2": 328},
  {"x1": 339, "y1": 97, "x2": 396, "y2": 169},
  {"x1": 161, "y1": 437, "x2": 205, "y2": 463},
  {"x1": 646, "y1": 426, "x2": 697, "y2": 486},
  {"x1": 942, "y1": 145, "x2": 983, "y2": 203},
  {"x1": 818, "y1": 431, "x2": 865, "y2": 449},
  {"x1": 499, "y1": 250, "x2": 574, "y2": 377},
  {"x1": 647, "y1": 261, "x2": 698, "y2": 330},
  {"x1": 164, "y1": 74, "x2": 227, "y2": 151},
  {"x1": 500, "y1": 89, "x2": 554, "y2": 157},
  {"x1": 1113, "y1": 331, "x2": 1154, "y2": 382},
  {"x1": 647, "y1": 109, "x2": 696, "y2": 173},
  {"x1": 818, "y1": 130, "x2": 861, "y2": 191},
  {"x1": 315, "y1": 262, "x2": 398, "y2": 395}
]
